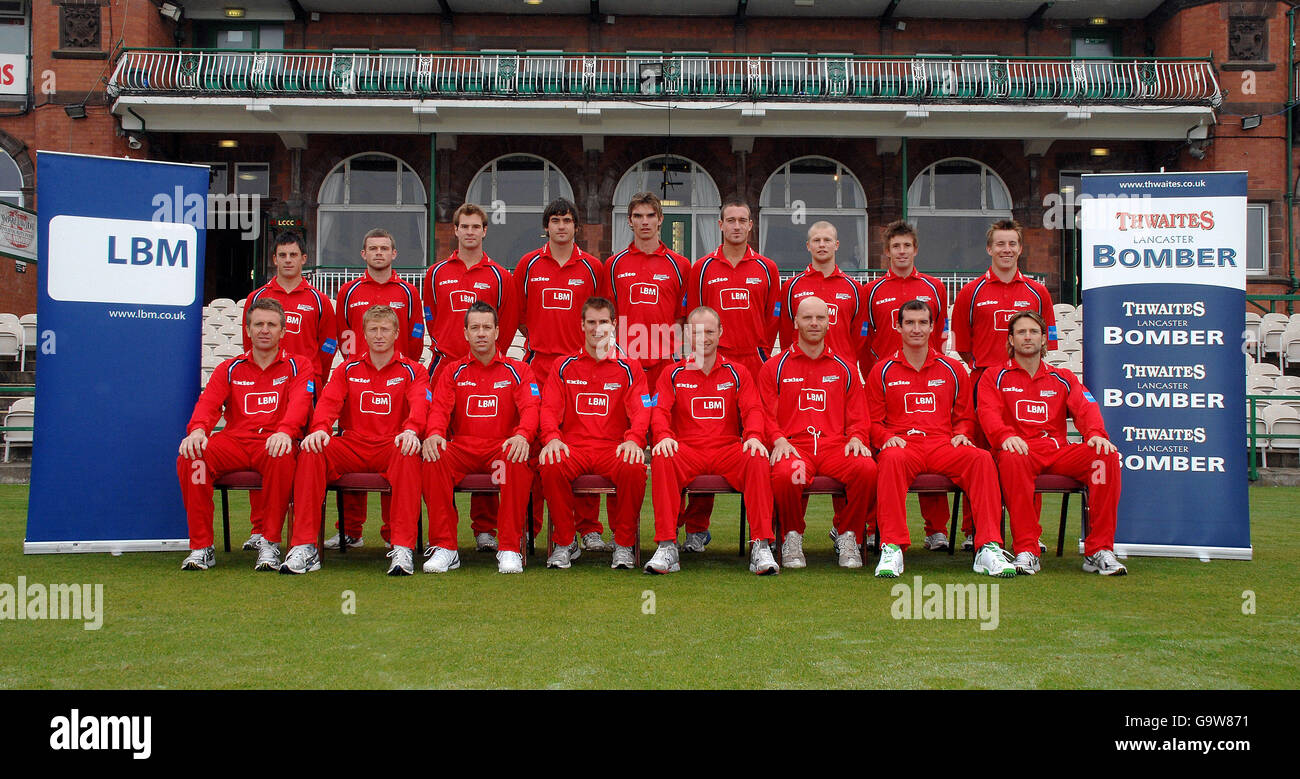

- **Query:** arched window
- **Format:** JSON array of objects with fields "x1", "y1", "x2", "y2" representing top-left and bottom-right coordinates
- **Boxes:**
[
  {"x1": 467, "y1": 154, "x2": 574, "y2": 267},
  {"x1": 0, "y1": 151, "x2": 23, "y2": 207},
  {"x1": 611, "y1": 155, "x2": 721, "y2": 260},
  {"x1": 316, "y1": 153, "x2": 427, "y2": 267},
  {"x1": 908, "y1": 158, "x2": 1012, "y2": 271},
  {"x1": 759, "y1": 156, "x2": 867, "y2": 271}
]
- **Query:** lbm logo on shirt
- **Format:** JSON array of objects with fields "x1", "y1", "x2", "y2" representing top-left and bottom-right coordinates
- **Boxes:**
[
  {"x1": 360, "y1": 391, "x2": 392, "y2": 415},
  {"x1": 284, "y1": 311, "x2": 303, "y2": 335},
  {"x1": 904, "y1": 392, "x2": 937, "y2": 413},
  {"x1": 629, "y1": 283, "x2": 659, "y2": 305},
  {"x1": 826, "y1": 303, "x2": 839, "y2": 325},
  {"x1": 1015, "y1": 399, "x2": 1049, "y2": 424},
  {"x1": 691, "y1": 396, "x2": 726, "y2": 420},
  {"x1": 244, "y1": 392, "x2": 279, "y2": 415},
  {"x1": 450, "y1": 290, "x2": 477, "y2": 312},
  {"x1": 576, "y1": 392, "x2": 609, "y2": 416},
  {"x1": 543, "y1": 288, "x2": 574, "y2": 310},
  {"x1": 720, "y1": 288, "x2": 750, "y2": 311},
  {"x1": 994, "y1": 309, "x2": 1023, "y2": 331},
  {"x1": 466, "y1": 395, "x2": 499, "y2": 417},
  {"x1": 798, "y1": 388, "x2": 826, "y2": 412}
]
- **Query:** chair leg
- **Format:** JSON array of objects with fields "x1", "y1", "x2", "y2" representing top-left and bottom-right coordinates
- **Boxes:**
[
  {"x1": 220, "y1": 488, "x2": 232, "y2": 553},
  {"x1": 1080, "y1": 489, "x2": 1090, "y2": 549},
  {"x1": 739, "y1": 494, "x2": 748, "y2": 556},
  {"x1": 948, "y1": 492, "x2": 960, "y2": 557},
  {"x1": 416, "y1": 506, "x2": 424, "y2": 557},
  {"x1": 1056, "y1": 493, "x2": 1070, "y2": 558},
  {"x1": 335, "y1": 490, "x2": 346, "y2": 554},
  {"x1": 319, "y1": 497, "x2": 327, "y2": 552}
]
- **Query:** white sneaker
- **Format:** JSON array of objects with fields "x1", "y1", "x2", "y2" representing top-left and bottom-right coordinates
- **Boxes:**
[
  {"x1": 923, "y1": 532, "x2": 950, "y2": 551},
  {"x1": 181, "y1": 546, "x2": 215, "y2": 571},
  {"x1": 611, "y1": 545, "x2": 636, "y2": 569},
  {"x1": 781, "y1": 531, "x2": 806, "y2": 569},
  {"x1": 253, "y1": 540, "x2": 281, "y2": 572},
  {"x1": 546, "y1": 540, "x2": 581, "y2": 569},
  {"x1": 387, "y1": 546, "x2": 415, "y2": 576},
  {"x1": 1013, "y1": 551, "x2": 1041, "y2": 575},
  {"x1": 961, "y1": 535, "x2": 975, "y2": 552},
  {"x1": 241, "y1": 532, "x2": 264, "y2": 551},
  {"x1": 323, "y1": 533, "x2": 362, "y2": 550},
  {"x1": 643, "y1": 542, "x2": 680, "y2": 574},
  {"x1": 1083, "y1": 549, "x2": 1128, "y2": 576},
  {"x1": 974, "y1": 543, "x2": 1017, "y2": 578},
  {"x1": 875, "y1": 543, "x2": 904, "y2": 578},
  {"x1": 835, "y1": 531, "x2": 863, "y2": 569},
  {"x1": 581, "y1": 532, "x2": 613, "y2": 553},
  {"x1": 279, "y1": 544, "x2": 320, "y2": 575},
  {"x1": 749, "y1": 540, "x2": 780, "y2": 575},
  {"x1": 683, "y1": 531, "x2": 711, "y2": 553},
  {"x1": 422, "y1": 546, "x2": 460, "y2": 573},
  {"x1": 475, "y1": 533, "x2": 498, "y2": 553},
  {"x1": 497, "y1": 550, "x2": 524, "y2": 574}
]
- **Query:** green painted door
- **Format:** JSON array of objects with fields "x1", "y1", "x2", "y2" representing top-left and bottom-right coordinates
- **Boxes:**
[{"x1": 661, "y1": 214, "x2": 691, "y2": 257}]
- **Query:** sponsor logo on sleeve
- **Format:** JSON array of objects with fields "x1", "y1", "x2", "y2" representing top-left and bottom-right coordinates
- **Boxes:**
[
  {"x1": 642, "y1": 393, "x2": 658, "y2": 408},
  {"x1": 530, "y1": 383, "x2": 540, "y2": 396}
]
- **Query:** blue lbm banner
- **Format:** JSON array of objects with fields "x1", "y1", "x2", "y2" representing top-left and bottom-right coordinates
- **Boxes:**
[
  {"x1": 26, "y1": 152, "x2": 208, "y2": 553},
  {"x1": 1080, "y1": 171, "x2": 1250, "y2": 560}
]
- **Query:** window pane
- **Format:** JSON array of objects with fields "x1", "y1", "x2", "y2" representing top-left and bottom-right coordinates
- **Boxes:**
[
  {"x1": 0, "y1": 193, "x2": 21, "y2": 207},
  {"x1": 348, "y1": 155, "x2": 397, "y2": 205},
  {"x1": 0, "y1": 24, "x2": 27, "y2": 55},
  {"x1": 470, "y1": 170, "x2": 493, "y2": 206},
  {"x1": 207, "y1": 164, "x2": 228, "y2": 195},
  {"x1": 909, "y1": 170, "x2": 931, "y2": 209},
  {"x1": 1247, "y1": 205, "x2": 1266, "y2": 272},
  {"x1": 842, "y1": 173, "x2": 866, "y2": 208},
  {"x1": 217, "y1": 29, "x2": 254, "y2": 49},
  {"x1": 985, "y1": 173, "x2": 1011, "y2": 210},
  {"x1": 319, "y1": 169, "x2": 344, "y2": 204},
  {"x1": 694, "y1": 214, "x2": 721, "y2": 259},
  {"x1": 932, "y1": 161, "x2": 982, "y2": 210},
  {"x1": 760, "y1": 213, "x2": 866, "y2": 271},
  {"x1": 483, "y1": 213, "x2": 545, "y2": 268},
  {"x1": 912, "y1": 215, "x2": 999, "y2": 271},
  {"x1": 317, "y1": 210, "x2": 425, "y2": 267},
  {"x1": 787, "y1": 158, "x2": 839, "y2": 208},
  {"x1": 235, "y1": 164, "x2": 269, "y2": 198},
  {"x1": 760, "y1": 169, "x2": 787, "y2": 207},
  {"x1": 0, "y1": 153, "x2": 21, "y2": 191},
  {"x1": 400, "y1": 168, "x2": 426, "y2": 205},
  {"x1": 259, "y1": 26, "x2": 285, "y2": 51}
]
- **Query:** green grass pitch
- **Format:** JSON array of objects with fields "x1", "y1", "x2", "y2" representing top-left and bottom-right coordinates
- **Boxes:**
[{"x1": 2, "y1": 484, "x2": 1296, "y2": 689}]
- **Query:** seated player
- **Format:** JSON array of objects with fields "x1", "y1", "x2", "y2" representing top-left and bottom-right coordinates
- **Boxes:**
[
  {"x1": 538, "y1": 297, "x2": 650, "y2": 570},
  {"x1": 422, "y1": 301, "x2": 538, "y2": 575},
  {"x1": 867, "y1": 300, "x2": 1015, "y2": 579},
  {"x1": 978, "y1": 311, "x2": 1127, "y2": 576},
  {"x1": 177, "y1": 298, "x2": 313, "y2": 571},
  {"x1": 281, "y1": 305, "x2": 427, "y2": 576},
  {"x1": 760, "y1": 296, "x2": 877, "y2": 570},
  {"x1": 644, "y1": 305, "x2": 779, "y2": 576}
]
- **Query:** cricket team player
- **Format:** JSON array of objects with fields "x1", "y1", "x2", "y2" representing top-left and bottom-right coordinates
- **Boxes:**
[
  {"x1": 178, "y1": 298, "x2": 314, "y2": 571},
  {"x1": 644, "y1": 306, "x2": 780, "y2": 576},
  {"x1": 421, "y1": 301, "x2": 538, "y2": 575}
]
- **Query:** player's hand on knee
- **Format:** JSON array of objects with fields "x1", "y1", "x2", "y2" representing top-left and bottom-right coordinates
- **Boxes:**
[
  {"x1": 845, "y1": 436, "x2": 871, "y2": 458},
  {"x1": 395, "y1": 429, "x2": 421, "y2": 457},
  {"x1": 422, "y1": 434, "x2": 447, "y2": 462},
  {"x1": 179, "y1": 429, "x2": 208, "y2": 459},
  {"x1": 950, "y1": 434, "x2": 973, "y2": 448},
  {"x1": 769, "y1": 437, "x2": 798, "y2": 465},
  {"x1": 539, "y1": 438, "x2": 569, "y2": 465},
  {"x1": 742, "y1": 437, "x2": 768, "y2": 459},
  {"x1": 501, "y1": 434, "x2": 530, "y2": 463},
  {"x1": 1001, "y1": 436, "x2": 1029, "y2": 455},
  {"x1": 265, "y1": 432, "x2": 293, "y2": 458},
  {"x1": 616, "y1": 440, "x2": 644, "y2": 465},
  {"x1": 652, "y1": 437, "x2": 679, "y2": 458},
  {"x1": 1087, "y1": 436, "x2": 1118, "y2": 456},
  {"x1": 881, "y1": 436, "x2": 906, "y2": 450},
  {"x1": 301, "y1": 430, "x2": 331, "y2": 454}
]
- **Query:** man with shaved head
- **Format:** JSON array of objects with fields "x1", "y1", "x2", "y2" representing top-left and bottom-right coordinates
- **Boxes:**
[{"x1": 759, "y1": 296, "x2": 877, "y2": 570}]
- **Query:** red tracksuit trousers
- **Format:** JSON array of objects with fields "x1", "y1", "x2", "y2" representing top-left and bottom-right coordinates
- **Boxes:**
[
  {"x1": 651, "y1": 444, "x2": 774, "y2": 543},
  {"x1": 874, "y1": 435, "x2": 1001, "y2": 550},
  {"x1": 769, "y1": 435, "x2": 877, "y2": 538},
  {"x1": 995, "y1": 441, "x2": 1121, "y2": 556},
  {"x1": 291, "y1": 438, "x2": 421, "y2": 549},
  {"x1": 539, "y1": 445, "x2": 646, "y2": 548},
  {"x1": 423, "y1": 438, "x2": 534, "y2": 554},
  {"x1": 178, "y1": 433, "x2": 296, "y2": 550}
]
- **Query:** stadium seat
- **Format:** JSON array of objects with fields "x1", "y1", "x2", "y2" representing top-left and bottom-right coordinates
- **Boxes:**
[
  {"x1": 1272, "y1": 375, "x2": 1300, "y2": 396},
  {"x1": 1053, "y1": 303, "x2": 1076, "y2": 319},
  {"x1": 678, "y1": 474, "x2": 749, "y2": 556},
  {"x1": 1244, "y1": 312, "x2": 1262, "y2": 356},
  {"x1": 1281, "y1": 324, "x2": 1300, "y2": 368},
  {"x1": 213, "y1": 344, "x2": 242, "y2": 360},
  {"x1": 209, "y1": 297, "x2": 237, "y2": 311},
  {"x1": 1264, "y1": 406, "x2": 1300, "y2": 457},
  {"x1": 545, "y1": 474, "x2": 640, "y2": 566},
  {"x1": 0, "y1": 321, "x2": 22, "y2": 370},
  {"x1": 1248, "y1": 409, "x2": 1270, "y2": 469},
  {"x1": 218, "y1": 323, "x2": 243, "y2": 340},
  {"x1": 3, "y1": 396, "x2": 34, "y2": 462},
  {"x1": 18, "y1": 314, "x2": 36, "y2": 349},
  {"x1": 1259, "y1": 313, "x2": 1289, "y2": 367},
  {"x1": 324, "y1": 472, "x2": 424, "y2": 556},
  {"x1": 1247, "y1": 361, "x2": 1281, "y2": 379},
  {"x1": 454, "y1": 472, "x2": 531, "y2": 563}
]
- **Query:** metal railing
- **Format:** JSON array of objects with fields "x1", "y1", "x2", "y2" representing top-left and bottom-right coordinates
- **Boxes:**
[{"x1": 109, "y1": 50, "x2": 1222, "y2": 105}]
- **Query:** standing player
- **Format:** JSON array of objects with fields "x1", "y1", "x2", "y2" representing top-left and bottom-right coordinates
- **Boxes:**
[
  {"x1": 281, "y1": 305, "x2": 427, "y2": 576},
  {"x1": 237, "y1": 231, "x2": 337, "y2": 552},
  {"x1": 422, "y1": 301, "x2": 538, "y2": 575},
  {"x1": 760, "y1": 296, "x2": 877, "y2": 570},
  {"x1": 602, "y1": 191, "x2": 691, "y2": 394},
  {"x1": 178, "y1": 299, "x2": 313, "y2": 571},
  {"x1": 860, "y1": 220, "x2": 952, "y2": 550},
  {"x1": 951, "y1": 219, "x2": 1057, "y2": 551},
  {"x1": 515, "y1": 198, "x2": 610, "y2": 551},
  {"x1": 329, "y1": 228, "x2": 424, "y2": 550},
  {"x1": 644, "y1": 306, "x2": 779, "y2": 576},
  {"x1": 538, "y1": 297, "x2": 651, "y2": 571},
  {"x1": 867, "y1": 300, "x2": 1015, "y2": 579},
  {"x1": 978, "y1": 312, "x2": 1127, "y2": 576},
  {"x1": 684, "y1": 200, "x2": 781, "y2": 548},
  {"x1": 422, "y1": 203, "x2": 519, "y2": 553}
]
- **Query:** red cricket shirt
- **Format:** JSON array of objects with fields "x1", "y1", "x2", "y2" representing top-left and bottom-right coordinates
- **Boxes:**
[
  {"x1": 334, "y1": 271, "x2": 424, "y2": 363},
  {"x1": 421, "y1": 251, "x2": 518, "y2": 361},
  {"x1": 602, "y1": 241, "x2": 691, "y2": 371},
  {"x1": 688, "y1": 245, "x2": 781, "y2": 364},
  {"x1": 976, "y1": 359, "x2": 1109, "y2": 448},
  {"x1": 779, "y1": 263, "x2": 865, "y2": 359},
  {"x1": 951, "y1": 269, "x2": 1057, "y2": 370},
  {"x1": 515, "y1": 243, "x2": 604, "y2": 362},
  {"x1": 866, "y1": 347, "x2": 974, "y2": 448},
  {"x1": 540, "y1": 347, "x2": 651, "y2": 446},
  {"x1": 187, "y1": 349, "x2": 314, "y2": 439},
  {"x1": 758, "y1": 344, "x2": 869, "y2": 444},
  {"x1": 426, "y1": 352, "x2": 540, "y2": 443},
  {"x1": 651, "y1": 355, "x2": 763, "y2": 447},
  {"x1": 310, "y1": 352, "x2": 428, "y2": 443},
  {"x1": 859, "y1": 267, "x2": 948, "y2": 367},
  {"x1": 243, "y1": 277, "x2": 337, "y2": 381}
]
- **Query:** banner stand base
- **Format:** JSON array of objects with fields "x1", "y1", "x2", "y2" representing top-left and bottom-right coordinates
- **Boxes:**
[
  {"x1": 1111, "y1": 542, "x2": 1252, "y2": 561},
  {"x1": 24, "y1": 539, "x2": 191, "y2": 555}
]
